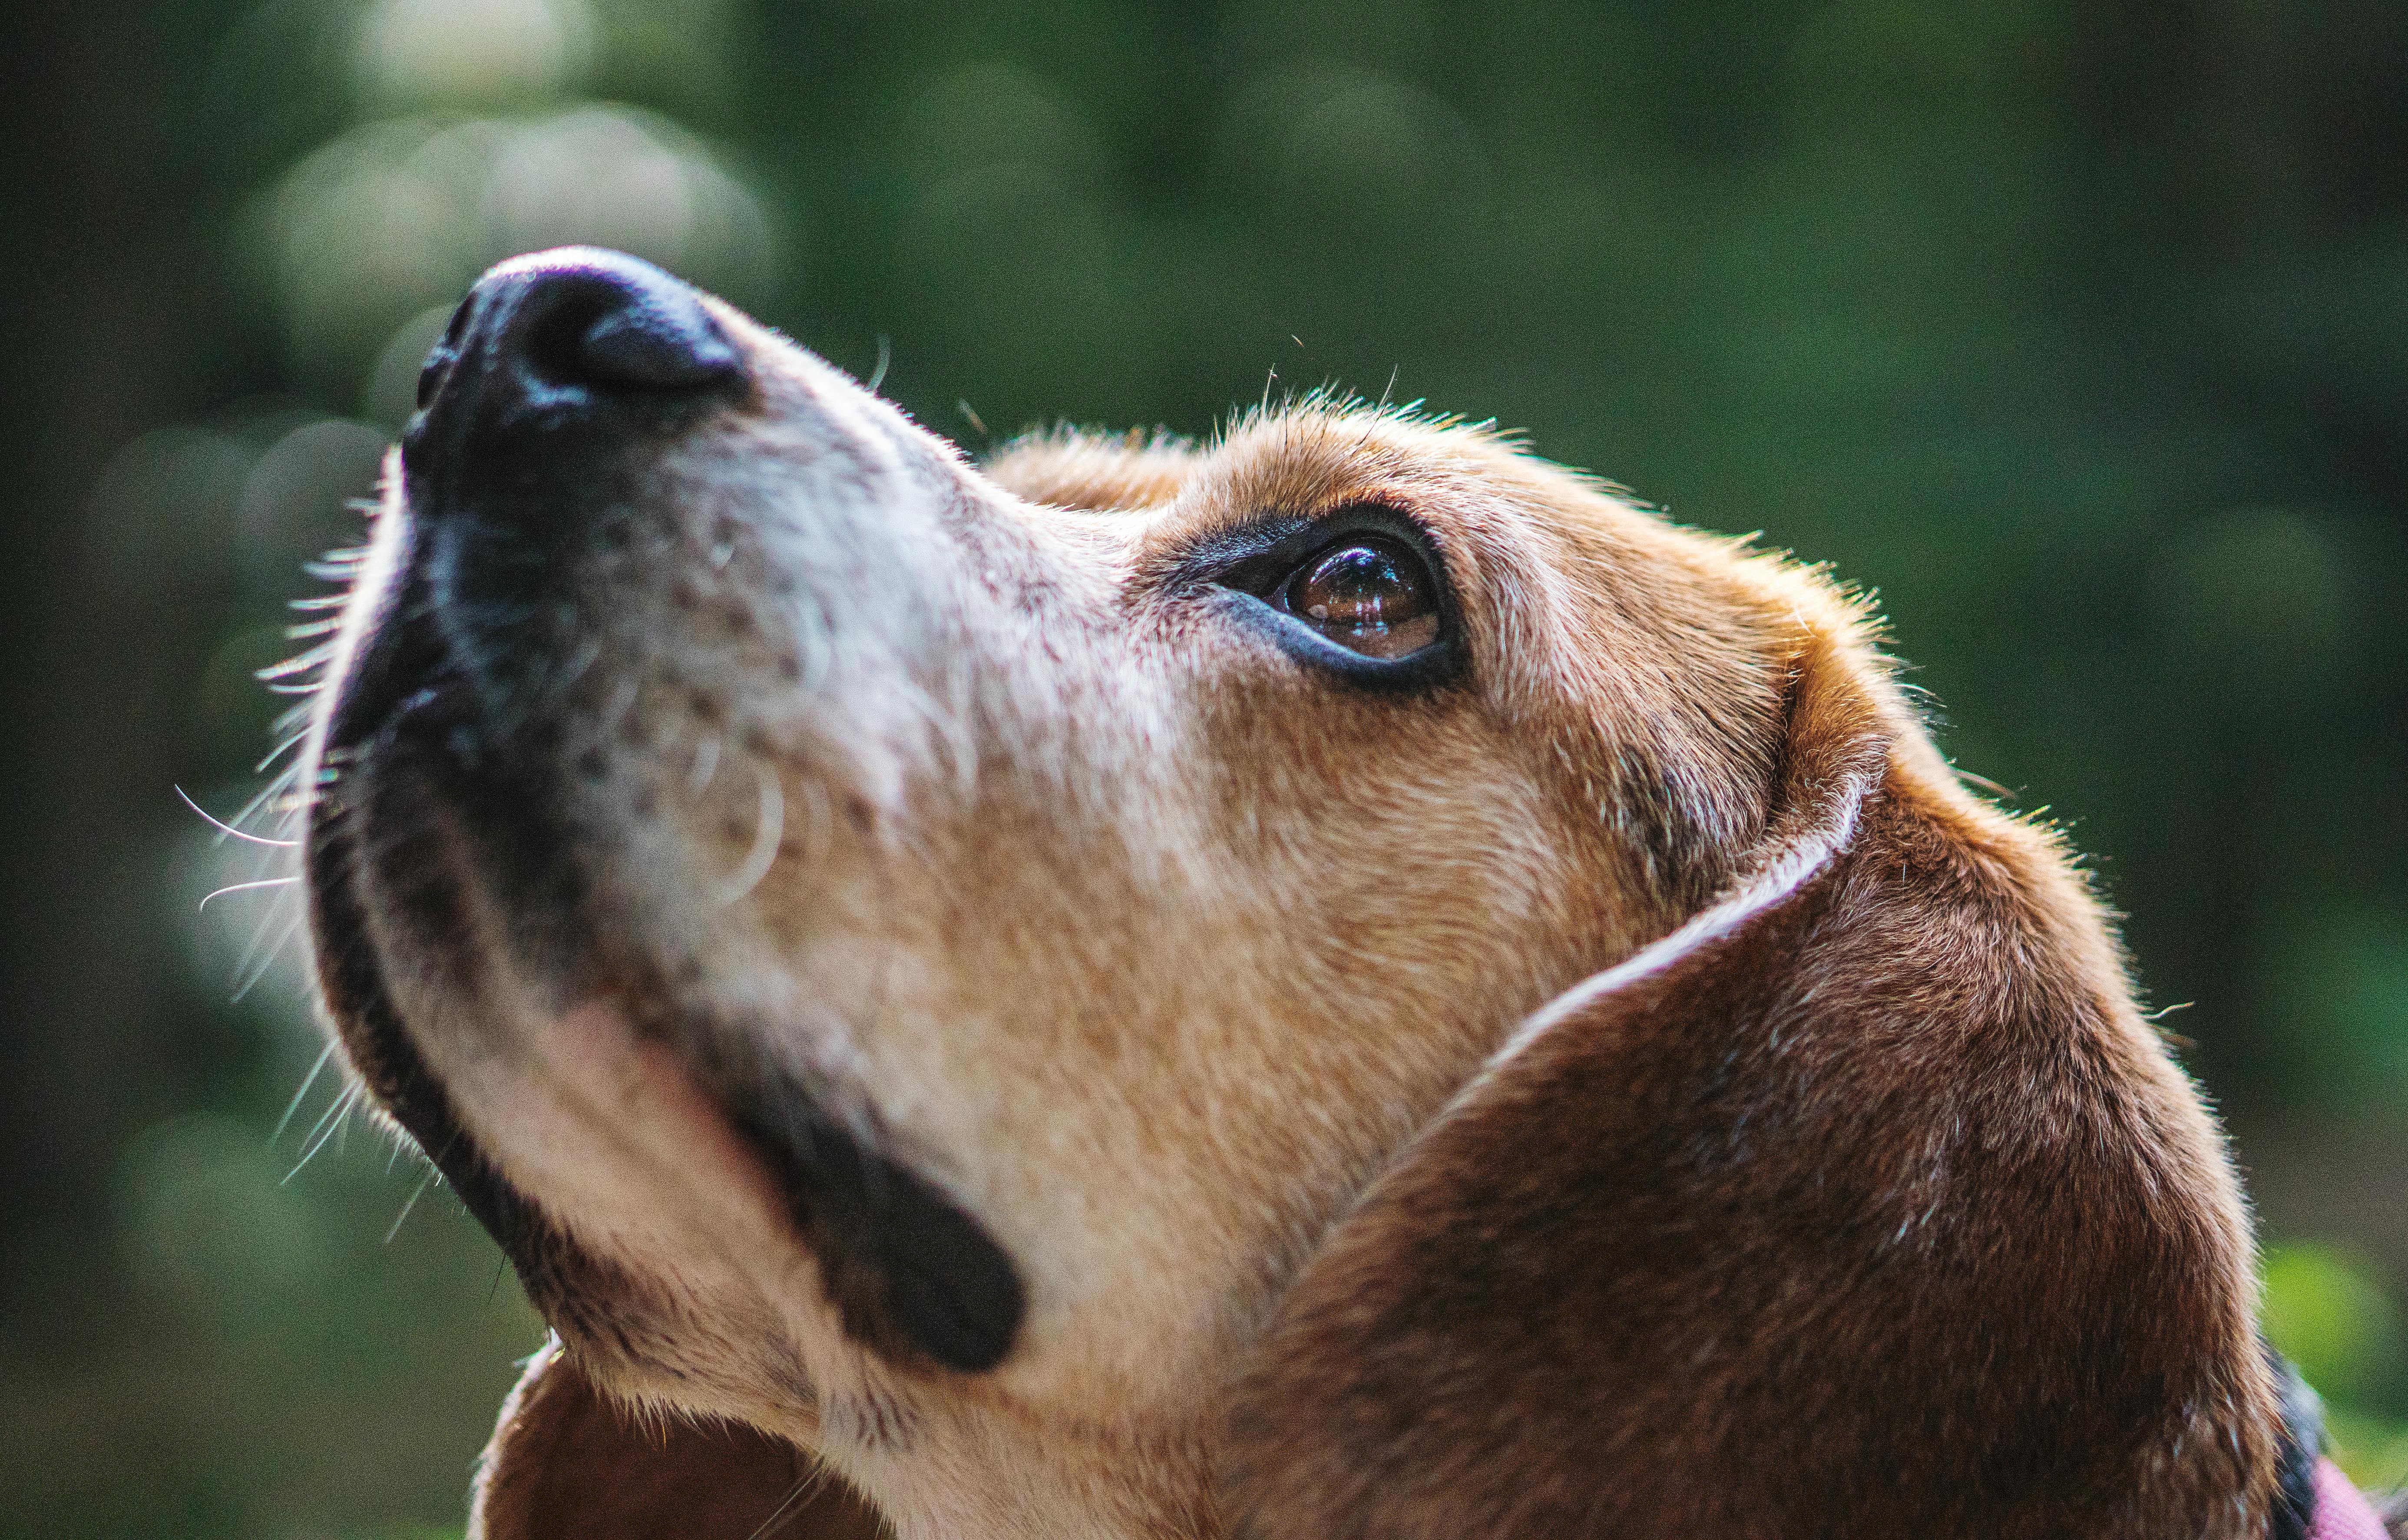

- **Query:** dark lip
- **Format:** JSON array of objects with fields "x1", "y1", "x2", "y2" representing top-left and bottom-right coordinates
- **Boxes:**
[
  {"x1": 307, "y1": 556, "x2": 1027, "y2": 1374},
  {"x1": 714, "y1": 1069, "x2": 1027, "y2": 1373},
  {"x1": 305, "y1": 552, "x2": 572, "y2": 1260}
]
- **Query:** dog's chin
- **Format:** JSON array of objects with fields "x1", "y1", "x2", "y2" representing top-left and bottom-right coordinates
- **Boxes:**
[{"x1": 306, "y1": 616, "x2": 1026, "y2": 1378}]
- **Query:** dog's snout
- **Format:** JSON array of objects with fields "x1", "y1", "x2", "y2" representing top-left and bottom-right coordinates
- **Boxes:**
[
  {"x1": 413, "y1": 247, "x2": 745, "y2": 439},
  {"x1": 375, "y1": 249, "x2": 761, "y2": 740}
]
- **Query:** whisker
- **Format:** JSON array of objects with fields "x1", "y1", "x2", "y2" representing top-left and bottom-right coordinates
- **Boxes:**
[
  {"x1": 231, "y1": 907, "x2": 305, "y2": 1003},
  {"x1": 254, "y1": 727, "x2": 313, "y2": 777},
  {"x1": 272, "y1": 1040, "x2": 340, "y2": 1145},
  {"x1": 713, "y1": 760, "x2": 784, "y2": 905},
  {"x1": 385, "y1": 1161, "x2": 442, "y2": 1243},
  {"x1": 742, "y1": 1469, "x2": 826, "y2": 1540},
  {"x1": 552, "y1": 633, "x2": 603, "y2": 699},
  {"x1": 284, "y1": 1083, "x2": 360, "y2": 1183},
  {"x1": 257, "y1": 643, "x2": 336, "y2": 682},
  {"x1": 225, "y1": 882, "x2": 291, "y2": 989},
  {"x1": 687, "y1": 734, "x2": 721, "y2": 798},
  {"x1": 198, "y1": 876, "x2": 299, "y2": 911},
  {"x1": 295, "y1": 1081, "x2": 351, "y2": 1151},
  {"x1": 230, "y1": 761, "x2": 306, "y2": 833},
  {"x1": 307, "y1": 544, "x2": 367, "y2": 578},
  {"x1": 176, "y1": 785, "x2": 299, "y2": 848}
]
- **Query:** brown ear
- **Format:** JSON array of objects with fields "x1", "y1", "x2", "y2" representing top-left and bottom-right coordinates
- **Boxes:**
[
  {"x1": 470, "y1": 1336, "x2": 889, "y2": 1540},
  {"x1": 1223, "y1": 632, "x2": 2283, "y2": 1540}
]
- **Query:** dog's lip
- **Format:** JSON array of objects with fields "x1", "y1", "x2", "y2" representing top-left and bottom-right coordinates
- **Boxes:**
[
  {"x1": 311, "y1": 642, "x2": 1028, "y2": 1374},
  {"x1": 311, "y1": 661, "x2": 795, "y2": 1236},
  {"x1": 517, "y1": 997, "x2": 807, "y2": 1252},
  {"x1": 501, "y1": 968, "x2": 1029, "y2": 1376},
  {"x1": 309, "y1": 724, "x2": 820, "y2": 1332},
  {"x1": 304, "y1": 712, "x2": 547, "y2": 1256}
]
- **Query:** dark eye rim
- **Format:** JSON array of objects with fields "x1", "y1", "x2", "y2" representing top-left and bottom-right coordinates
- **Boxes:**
[{"x1": 1187, "y1": 504, "x2": 1466, "y2": 692}]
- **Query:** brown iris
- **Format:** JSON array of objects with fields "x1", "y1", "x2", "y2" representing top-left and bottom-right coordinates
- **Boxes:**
[{"x1": 1278, "y1": 535, "x2": 1441, "y2": 659}]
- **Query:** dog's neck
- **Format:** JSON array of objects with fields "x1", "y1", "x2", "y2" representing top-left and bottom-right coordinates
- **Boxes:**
[{"x1": 823, "y1": 1398, "x2": 1217, "y2": 1540}]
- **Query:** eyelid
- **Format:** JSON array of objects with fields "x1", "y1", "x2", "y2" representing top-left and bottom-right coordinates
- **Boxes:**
[
  {"x1": 1169, "y1": 517, "x2": 1317, "y2": 593},
  {"x1": 1180, "y1": 504, "x2": 1441, "y2": 598}
]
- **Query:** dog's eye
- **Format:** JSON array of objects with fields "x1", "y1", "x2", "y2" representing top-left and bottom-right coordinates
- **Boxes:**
[{"x1": 1273, "y1": 536, "x2": 1440, "y2": 659}]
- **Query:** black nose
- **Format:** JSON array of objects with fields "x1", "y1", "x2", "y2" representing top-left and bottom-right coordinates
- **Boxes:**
[
  {"x1": 397, "y1": 249, "x2": 749, "y2": 668},
  {"x1": 414, "y1": 247, "x2": 745, "y2": 427}
]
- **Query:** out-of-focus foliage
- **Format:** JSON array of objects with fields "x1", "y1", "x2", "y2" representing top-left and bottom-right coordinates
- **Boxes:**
[
  {"x1": 0, "y1": 0, "x2": 2402, "y2": 1534},
  {"x1": 2266, "y1": 1245, "x2": 2408, "y2": 1487}
]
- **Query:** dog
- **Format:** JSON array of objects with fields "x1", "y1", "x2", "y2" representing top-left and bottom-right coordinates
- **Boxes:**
[{"x1": 297, "y1": 247, "x2": 2389, "y2": 1540}]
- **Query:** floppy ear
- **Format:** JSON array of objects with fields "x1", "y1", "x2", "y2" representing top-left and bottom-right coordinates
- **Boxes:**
[
  {"x1": 470, "y1": 1336, "x2": 889, "y2": 1540},
  {"x1": 1222, "y1": 629, "x2": 2284, "y2": 1540}
]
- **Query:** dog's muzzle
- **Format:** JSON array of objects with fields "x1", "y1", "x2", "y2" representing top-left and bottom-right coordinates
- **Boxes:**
[{"x1": 305, "y1": 249, "x2": 1026, "y2": 1375}]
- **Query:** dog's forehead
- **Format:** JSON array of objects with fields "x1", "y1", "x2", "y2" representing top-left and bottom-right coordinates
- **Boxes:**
[
  {"x1": 981, "y1": 426, "x2": 1197, "y2": 512},
  {"x1": 987, "y1": 407, "x2": 1536, "y2": 527}
]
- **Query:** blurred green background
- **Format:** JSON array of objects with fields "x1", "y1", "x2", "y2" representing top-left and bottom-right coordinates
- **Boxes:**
[{"x1": 2, "y1": 0, "x2": 2404, "y2": 1534}]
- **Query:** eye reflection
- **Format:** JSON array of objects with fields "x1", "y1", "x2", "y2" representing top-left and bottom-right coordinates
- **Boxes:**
[{"x1": 1278, "y1": 535, "x2": 1440, "y2": 659}]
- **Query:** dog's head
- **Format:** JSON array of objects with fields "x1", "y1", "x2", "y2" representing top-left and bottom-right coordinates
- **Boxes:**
[{"x1": 302, "y1": 249, "x2": 2285, "y2": 1539}]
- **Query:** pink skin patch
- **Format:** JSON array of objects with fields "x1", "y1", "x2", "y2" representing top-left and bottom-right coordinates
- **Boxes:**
[{"x1": 2313, "y1": 1458, "x2": 2389, "y2": 1540}]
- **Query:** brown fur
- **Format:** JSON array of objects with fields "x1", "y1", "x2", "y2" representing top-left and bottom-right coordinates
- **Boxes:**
[
  {"x1": 303, "y1": 261, "x2": 2283, "y2": 1539},
  {"x1": 1221, "y1": 625, "x2": 2271, "y2": 1539},
  {"x1": 474, "y1": 1338, "x2": 888, "y2": 1540}
]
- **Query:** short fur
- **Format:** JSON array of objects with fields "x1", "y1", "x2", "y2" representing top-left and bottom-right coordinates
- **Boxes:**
[{"x1": 305, "y1": 251, "x2": 2286, "y2": 1540}]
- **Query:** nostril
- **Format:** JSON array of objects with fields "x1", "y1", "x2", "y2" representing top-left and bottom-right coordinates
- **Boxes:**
[
  {"x1": 519, "y1": 285, "x2": 620, "y2": 389},
  {"x1": 579, "y1": 293, "x2": 742, "y2": 390},
  {"x1": 514, "y1": 261, "x2": 742, "y2": 396}
]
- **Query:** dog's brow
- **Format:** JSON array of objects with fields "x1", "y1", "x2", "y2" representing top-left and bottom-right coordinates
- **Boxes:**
[{"x1": 1143, "y1": 435, "x2": 1418, "y2": 570}]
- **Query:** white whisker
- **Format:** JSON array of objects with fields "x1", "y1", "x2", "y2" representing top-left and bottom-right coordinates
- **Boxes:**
[
  {"x1": 198, "y1": 876, "x2": 299, "y2": 911},
  {"x1": 231, "y1": 907, "x2": 305, "y2": 1003},
  {"x1": 176, "y1": 785, "x2": 298, "y2": 847},
  {"x1": 713, "y1": 760, "x2": 784, "y2": 905},
  {"x1": 230, "y1": 761, "x2": 305, "y2": 833},
  {"x1": 687, "y1": 734, "x2": 721, "y2": 797},
  {"x1": 256, "y1": 643, "x2": 335, "y2": 682},
  {"x1": 742, "y1": 1468, "x2": 828, "y2": 1540},
  {"x1": 284, "y1": 1084, "x2": 360, "y2": 1183},
  {"x1": 254, "y1": 727, "x2": 313, "y2": 775},
  {"x1": 385, "y1": 1161, "x2": 442, "y2": 1243},
  {"x1": 272, "y1": 1040, "x2": 340, "y2": 1145},
  {"x1": 552, "y1": 633, "x2": 603, "y2": 698}
]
